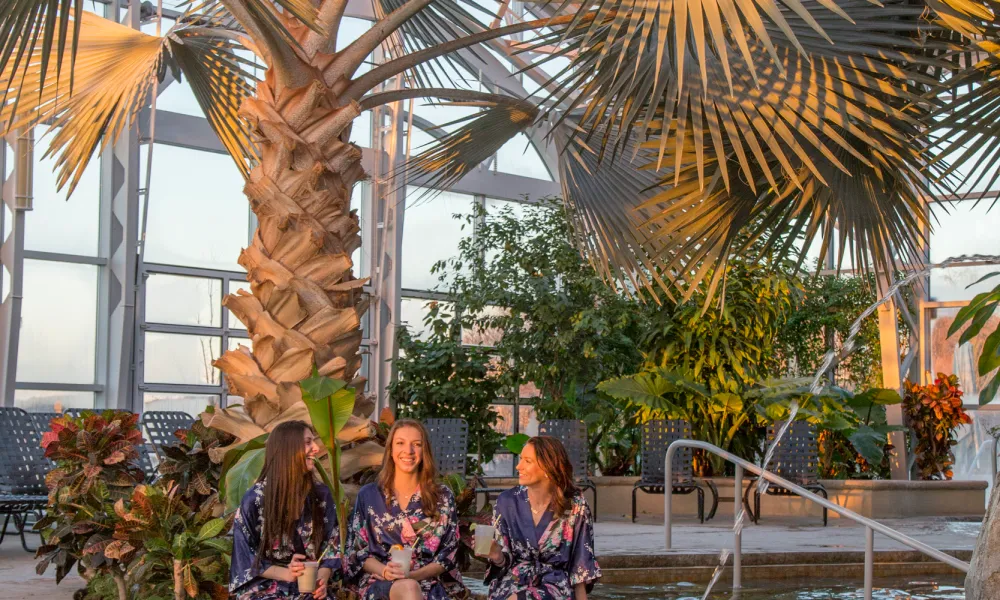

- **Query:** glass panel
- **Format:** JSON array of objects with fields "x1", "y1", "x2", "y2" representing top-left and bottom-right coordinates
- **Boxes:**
[
  {"x1": 141, "y1": 144, "x2": 249, "y2": 271},
  {"x1": 143, "y1": 392, "x2": 219, "y2": 417},
  {"x1": 145, "y1": 274, "x2": 222, "y2": 327},
  {"x1": 495, "y1": 133, "x2": 553, "y2": 181},
  {"x1": 398, "y1": 297, "x2": 453, "y2": 341},
  {"x1": 401, "y1": 187, "x2": 474, "y2": 290},
  {"x1": 17, "y1": 260, "x2": 98, "y2": 384},
  {"x1": 927, "y1": 307, "x2": 1000, "y2": 405},
  {"x1": 351, "y1": 183, "x2": 369, "y2": 278},
  {"x1": 519, "y1": 381, "x2": 541, "y2": 399},
  {"x1": 950, "y1": 410, "x2": 1000, "y2": 501},
  {"x1": 930, "y1": 265, "x2": 1000, "y2": 302},
  {"x1": 228, "y1": 336, "x2": 251, "y2": 352},
  {"x1": 492, "y1": 404, "x2": 515, "y2": 435},
  {"x1": 144, "y1": 332, "x2": 222, "y2": 385},
  {"x1": 14, "y1": 390, "x2": 94, "y2": 413},
  {"x1": 227, "y1": 280, "x2": 251, "y2": 330},
  {"x1": 929, "y1": 200, "x2": 1000, "y2": 300},
  {"x1": 156, "y1": 78, "x2": 203, "y2": 117},
  {"x1": 482, "y1": 453, "x2": 514, "y2": 478},
  {"x1": 27, "y1": 125, "x2": 101, "y2": 255},
  {"x1": 519, "y1": 404, "x2": 539, "y2": 436},
  {"x1": 461, "y1": 306, "x2": 507, "y2": 346},
  {"x1": 930, "y1": 200, "x2": 1000, "y2": 261}
]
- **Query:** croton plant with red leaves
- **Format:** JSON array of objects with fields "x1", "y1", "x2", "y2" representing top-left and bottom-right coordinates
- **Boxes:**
[
  {"x1": 35, "y1": 410, "x2": 145, "y2": 587},
  {"x1": 902, "y1": 373, "x2": 973, "y2": 480}
]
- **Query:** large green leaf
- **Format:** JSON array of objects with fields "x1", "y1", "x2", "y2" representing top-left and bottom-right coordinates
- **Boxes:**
[
  {"x1": 848, "y1": 424, "x2": 886, "y2": 465},
  {"x1": 196, "y1": 518, "x2": 226, "y2": 541},
  {"x1": 218, "y1": 433, "x2": 268, "y2": 505},
  {"x1": 301, "y1": 374, "x2": 355, "y2": 447},
  {"x1": 597, "y1": 372, "x2": 673, "y2": 406},
  {"x1": 853, "y1": 388, "x2": 903, "y2": 406},
  {"x1": 223, "y1": 447, "x2": 265, "y2": 513}
]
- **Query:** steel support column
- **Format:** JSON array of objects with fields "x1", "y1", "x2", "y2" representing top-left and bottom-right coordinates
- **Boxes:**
[
  {"x1": 97, "y1": 1, "x2": 142, "y2": 410},
  {"x1": 0, "y1": 131, "x2": 32, "y2": 406}
]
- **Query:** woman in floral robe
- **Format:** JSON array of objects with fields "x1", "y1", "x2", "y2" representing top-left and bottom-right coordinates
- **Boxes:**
[
  {"x1": 481, "y1": 437, "x2": 601, "y2": 600},
  {"x1": 344, "y1": 419, "x2": 467, "y2": 600},
  {"x1": 230, "y1": 421, "x2": 341, "y2": 600}
]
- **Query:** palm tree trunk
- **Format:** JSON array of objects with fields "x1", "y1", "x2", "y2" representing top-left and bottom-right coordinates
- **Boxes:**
[{"x1": 214, "y1": 9, "x2": 369, "y2": 421}]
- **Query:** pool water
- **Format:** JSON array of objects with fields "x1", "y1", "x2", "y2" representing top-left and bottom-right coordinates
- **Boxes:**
[{"x1": 465, "y1": 577, "x2": 966, "y2": 599}]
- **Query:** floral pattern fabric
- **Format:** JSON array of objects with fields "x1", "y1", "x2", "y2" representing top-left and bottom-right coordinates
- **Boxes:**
[
  {"x1": 485, "y1": 486, "x2": 601, "y2": 600},
  {"x1": 344, "y1": 483, "x2": 467, "y2": 600},
  {"x1": 231, "y1": 480, "x2": 342, "y2": 600}
]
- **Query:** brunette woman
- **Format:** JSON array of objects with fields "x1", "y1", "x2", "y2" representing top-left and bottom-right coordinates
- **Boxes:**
[
  {"x1": 230, "y1": 421, "x2": 341, "y2": 600},
  {"x1": 479, "y1": 436, "x2": 601, "y2": 600},
  {"x1": 345, "y1": 419, "x2": 467, "y2": 600}
]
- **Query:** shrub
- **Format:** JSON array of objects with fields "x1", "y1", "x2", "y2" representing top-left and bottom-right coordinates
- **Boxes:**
[
  {"x1": 36, "y1": 410, "x2": 146, "y2": 591},
  {"x1": 903, "y1": 373, "x2": 972, "y2": 480},
  {"x1": 156, "y1": 419, "x2": 234, "y2": 512}
]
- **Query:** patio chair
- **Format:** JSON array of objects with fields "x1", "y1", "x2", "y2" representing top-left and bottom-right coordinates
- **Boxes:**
[
  {"x1": 29, "y1": 412, "x2": 60, "y2": 437},
  {"x1": 423, "y1": 418, "x2": 469, "y2": 477},
  {"x1": 141, "y1": 411, "x2": 196, "y2": 458},
  {"x1": 743, "y1": 420, "x2": 828, "y2": 526},
  {"x1": 632, "y1": 419, "x2": 719, "y2": 523},
  {"x1": 0, "y1": 408, "x2": 50, "y2": 552},
  {"x1": 538, "y1": 420, "x2": 598, "y2": 520}
]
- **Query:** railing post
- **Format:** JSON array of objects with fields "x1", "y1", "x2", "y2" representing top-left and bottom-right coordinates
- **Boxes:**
[
  {"x1": 734, "y1": 463, "x2": 743, "y2": 592},
  {"x1": 864, "y1": 526, "x2": 874, "y2": 600},
  {"x1": 665, "y1": 442, "x2": 676, "y2": 550},
  {"x1": 991, "y1": 437, "x2": 997, "y2": 484}
]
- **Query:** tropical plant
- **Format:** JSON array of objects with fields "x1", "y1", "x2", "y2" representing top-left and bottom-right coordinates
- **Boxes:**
[
  {"x1": 776, "y1": 273, "x2": 884, "y2": 391},
  {"x1": 749, "y1": 380, "x2": 905, "y2": 479},
  {"x1": 599, "y1": 368, "x2": 759, "y2": 476},
  {"x1": 156, "y1": 418, "x2": 236, "y2": 512},
  {"x1": 111, "y1": 484, "x2": 231, "y2": 600},
  {"x1": 390, "y1": 318, "x2": 506, "y2": 472},
  {"x1": 35, "y1": 411, "x2": 146, "y2": 597},
  {"x1": 431, "y1": 198, "x2": 646, "y2": 473},
  {"x1": 947, "y1": 273, "x2": 1000, "y2": 405},
  {"x1": 902, "y1": 373, "x2": 972, "y2": 480},
  {"x1": 641, "y1": 260, "x2": 797, "y2": 394}
]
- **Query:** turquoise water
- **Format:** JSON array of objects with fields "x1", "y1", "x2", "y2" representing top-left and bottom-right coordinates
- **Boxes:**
[{"x1": 465, "y1": 577, "x2": 965, "y2": 598}]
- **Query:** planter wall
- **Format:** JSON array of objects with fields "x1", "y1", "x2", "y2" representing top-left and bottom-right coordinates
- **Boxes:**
[{"x1": 478, "y1": 476, "x2": 987, "y2": 520}]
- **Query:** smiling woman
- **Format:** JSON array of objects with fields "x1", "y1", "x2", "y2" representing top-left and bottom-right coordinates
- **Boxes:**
[{"x1": 345, "y1": 419, "x2": 469, "y2": 600}]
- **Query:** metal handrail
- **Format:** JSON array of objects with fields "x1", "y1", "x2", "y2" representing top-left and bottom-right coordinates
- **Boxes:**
[{"x1": 664, "y1": 440, "x2": 970, "y2": 600}]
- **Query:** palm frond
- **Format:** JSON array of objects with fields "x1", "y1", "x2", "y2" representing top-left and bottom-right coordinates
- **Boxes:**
[
  {"x1": 167, "y1": 26, "x2": 260, "y2": 178},
  {"x1": 387, "y1": 91, "x2": 538, "y2": 192},
  {"x1": 373, "y1": 0, "x2": 496, "y2": 90},
  {"x1": 0, "y1": 1, "x2": 86, "y2": 124},
  {"x1": 0, "y1": 11, "x2": 166, "y2": 195},
  {"x1": 543, "y1": 0, "x2": 957, "y2": 191}
]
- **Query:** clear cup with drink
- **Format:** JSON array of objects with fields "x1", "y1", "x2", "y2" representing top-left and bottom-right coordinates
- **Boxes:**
[
  {"x1": 473, "y1": 523, "x2": 496, "y2": 557},
  {"x1": 389, "y1": 545, "x2": 413, "y2": 577},
  {"x1": 297, "y1": 560, "x2": 320, "y2": 593}
]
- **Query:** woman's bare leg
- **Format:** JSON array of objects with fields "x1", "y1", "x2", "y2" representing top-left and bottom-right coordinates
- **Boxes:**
[{"x1": 389, "y1": 579, "x2": 422, "y2": 600}]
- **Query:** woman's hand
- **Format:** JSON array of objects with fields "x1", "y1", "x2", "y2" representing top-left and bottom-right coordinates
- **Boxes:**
[
  {"x1": 382, "y1": 561, "x2": 406, "y2": 581},
  {"x1": 486, "y1": 541, "x2": 504, "y2": 566},
  {"x1": 286, "y1": 554, "x2": 307, "y2": 582},
  {"x1": 313, "y1": 568, "x2": 332, "y2": 599}
]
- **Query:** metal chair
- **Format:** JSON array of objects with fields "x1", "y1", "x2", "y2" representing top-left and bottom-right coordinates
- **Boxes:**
[
  {"x1": 743, "y1": 420, "x2": 828, "y2": 526},
  {"x1": 423, "y1": 418, "x2": 469, "y2": 477},
  {"x1": 29, "y1": 412, "x2": 60, "y2": 437},
  {"x1": 632, "y1": 419, "x2": 719, "y2": 523},
  {"x1": 538, "y1": 420, "x2": 598, "y2": 520},
  {"x1": 141, "y1": 411, "x2": 196, "y2": 459},
  {"x1": 0, "y1": 408, "x2": 50, "y2": 552}
]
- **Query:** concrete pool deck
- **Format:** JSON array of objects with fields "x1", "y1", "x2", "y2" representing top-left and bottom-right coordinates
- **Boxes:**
[{"x1": 0, "y1": 515, "x2": 981, "y2": 598}]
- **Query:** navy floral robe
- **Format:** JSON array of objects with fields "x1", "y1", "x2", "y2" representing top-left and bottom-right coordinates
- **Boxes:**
[
  {"x1": 230, "y1": 480, "x2": 342, "y2": 599},
  {"x1": 485, "y1": 486, "x2": 601, "y2": 600},
  {"x1": 345, "y1": 482, "x2": 467, "y2": 600}
]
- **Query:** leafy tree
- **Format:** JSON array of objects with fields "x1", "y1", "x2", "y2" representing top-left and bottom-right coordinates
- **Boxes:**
[
  {"x1": 390, "y1": 314, "x2": 506, "y2": 472},
  {"x1": 427, "y1": 199, "x2": 646, "y2": 473}
]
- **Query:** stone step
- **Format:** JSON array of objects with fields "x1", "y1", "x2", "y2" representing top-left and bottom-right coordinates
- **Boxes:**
[{"x1": 598, "y1": 561, "x2": 967, "y2": 584}]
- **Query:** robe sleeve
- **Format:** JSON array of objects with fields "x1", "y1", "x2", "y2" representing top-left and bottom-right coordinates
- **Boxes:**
[
  {"x1": 345, "y1": 489, "x2": 376, "y2": 581},
  {"x1": 318, "y1": 486, "x2": 342, "y2": 573},
  {"x1": 230, "y1": 489, "x2": 271, "y2": 592},
  {"x1": 567, "y1": 497, "x2": 601, "y2": 588},
  {"x1": 483, "y1": 500, "x2": 514, "y2": 586},
  {"x1": 432, "y1": 488, "x2": 460, "y2": 572}
]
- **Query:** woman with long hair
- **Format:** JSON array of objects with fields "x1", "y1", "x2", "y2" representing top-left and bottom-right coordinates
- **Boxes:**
[
  {"x1": 479, "y1": 436, "x2": 601, "y2": 600},
  {"x1": 230, "y1": 421, "x2": 342, "y2": 600},
  {"x1": 345, "y1": 419, "x2": 467, "y2": 600}
]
